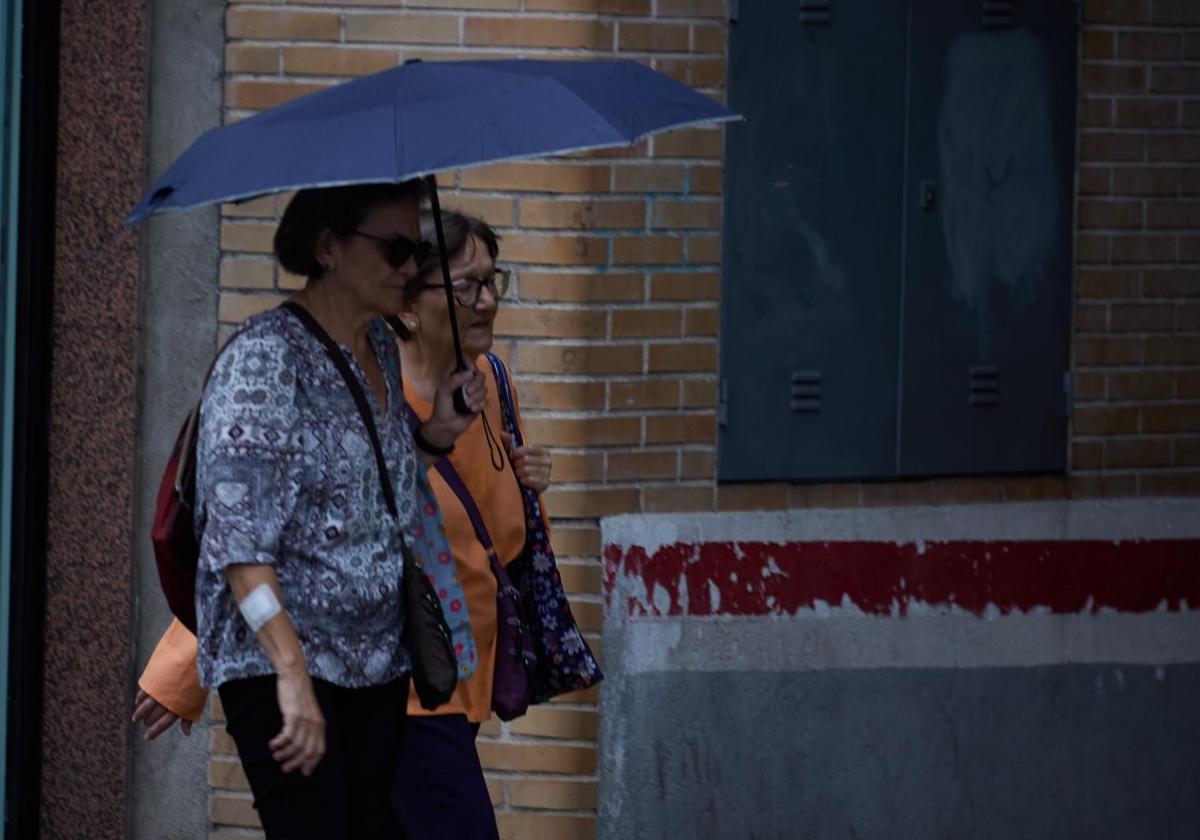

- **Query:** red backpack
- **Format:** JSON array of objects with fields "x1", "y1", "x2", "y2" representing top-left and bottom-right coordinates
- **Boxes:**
[{"x1": 151, "y1": 406, "x2": 203, "y2": 632}]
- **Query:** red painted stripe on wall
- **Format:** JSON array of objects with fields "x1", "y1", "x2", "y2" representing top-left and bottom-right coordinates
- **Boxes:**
[{"x1": 603, "y1": 540, "x2": 1200, "y2": 618}]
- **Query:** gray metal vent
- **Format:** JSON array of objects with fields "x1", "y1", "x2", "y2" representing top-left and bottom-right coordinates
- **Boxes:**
[
  {"x1": 969, "y1": 366, "x2": 999, "y2": 406},
  {"x1": 791, "y1": 370, "x2": 823, "y2": 412},
  {"x1": 982, "y1": 0, "x2": 1014, "y2": 29},
  {"x1": 798, "y1": 0, "x2": 832, "y2": 25}
]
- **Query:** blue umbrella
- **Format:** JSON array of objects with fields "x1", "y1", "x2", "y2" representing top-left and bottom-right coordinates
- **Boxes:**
[
  {"x1": 127, "y1": 59, "x2": 738, "y2": 222},
  {"x1": 128, "y1": 59, "x2": 739, "y2": 409}
]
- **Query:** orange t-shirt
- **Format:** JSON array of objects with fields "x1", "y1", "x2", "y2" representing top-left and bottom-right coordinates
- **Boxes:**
[
  {"x1": 138, "y1": 354, "x2": 535, "y2": 724},
  {"x1": 403, "y1": 354, "x2": 529, "y2": 721}
]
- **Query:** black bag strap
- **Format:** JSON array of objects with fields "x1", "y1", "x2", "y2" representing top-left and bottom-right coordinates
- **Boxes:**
[{"x1": 280, "y1": 302, "x2": 398, "y2": 521}]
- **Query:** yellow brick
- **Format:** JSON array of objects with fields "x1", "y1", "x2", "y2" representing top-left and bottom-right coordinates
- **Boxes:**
[
  {"x1": 210, "y1": 796, "x2": 259, "y2": 828},
  {"x1": 527, "y1": 0, "x2": 648, "y2": 13},
  {"x1": 613, "y1": 235, "x2": 684, "y2": 265},
  {"x1": 345, "y1": 14, "x2": 460, "y2": 45},
  {"x1": 558, "y1": 562, "x2": 602, "y2": 594},
  {"x1": 550, "y1": 524, "x2": 600, "y2": 556},
  {"x1": 523, "y1": 416, "x2": 641, "y2": 447},
  {"x1": 543, "y1": 487, "x2": 640, "y2": 517},
  {"x1": 227, "y1": 9, "x2": 340, "y2": 40},
  {"x1": 502, "y1": 233, "x2": 608, "y2": 266},
  {"x1": 684, "y1": 307, "x2": 719, "y2": 336},
  {"x1": 717, "y1": 483, "x2": 790, "y2": 511},
  {"x1": 568, "y1": 598, "x2": 603, "y2": 631},
  {"x1": 653, "y1": 127, "x2": 723, "y2": 158},
  {"x1": 658, "y1": 0, "x2": 726, "y2": 18},
  {"x1": 510, "y1": 778, "x2": 599, "y2": 810},
  {"x1": 486, "y1": 776, "x2": 505, "y2": 806},
  {"x1": 496, "y1": 813, "x2": 596, "y2": 840},
  {"x1": 654, "y1": 56, "x2": 727, "y2": 88},
  {"x1": 222, "y1": 194, "x2": 278, "y2": 218},
  {"x1": 513, "y1": 378, "x2": 606, "y2": 410},
  {"x1": 646, "y1": 412, "x2": 716, "y2": 443},
  {"x1": 608, "y1": 449, "x2": 677, "y2": 480},
  {"x1": 609, "y1": 379, "x2": 680, "y2": 409},
  {"x1": 445, "y1": 195, "x2": 516, "y2": 226},
  {"x1": 518, "y1": 271, "x2": 643, "y2": 303},
  {"x1": 549, "y1": 684, "x2": 599, "y2": 704},
  {"x1": 290, "y1": 0, "x2": 516, "y2": 7},
  {"x1": 220, "y1": 221, "x2": 276, "y2": 254},
  {"x1": 692, "y1": 22, "x2": 727, "y2": 53},
  {"x1": 225, "y1": 44, "x2": 279, "y2": 74},
  {"x1": 691, "y1": 164, "x2": 723, "y2": 193},
  {"x1": 219, "y1": 258, "x2": 274, "y2": 289},
  {"x1": 519, "y1": 198, "x2": 645, "y2": 230},
  {"x1": 644, "y1": 484, "x2": 713, "y2": 512},
  {"x1": 211, "y1": 725, "x2": 237, "y2": 756},
  {"x1": 652, "y1": 199, "x2": 720, "y2": 229},
  {"x1": 464, "y1": 17, "x2": 615, "y2": 49},
  {"x1": 220, "y1": 292, "x2": 286, "y2": 325},
  {"x1": 209, "y1": 760, "x2": 249, "y2": 791},
  {"x1": 494, "y1": 307, "x2": 607, "y2": 339},
  {"x1": 478, "y1": 717, "x2": 502, "y2": 736},
  {"x1": 648, "y1": 341, "x2": 717, "y2": 372},
  {"x1": 611, "y1": 308, "x2": 681, "y2": 337},
  {"x1": 618, "y1": 22, "x2": 689, "y2": 52},
  {"x1": 552, "y1": 452, "x2": 606, "y2": 482},
  {"x1": 518, "y1": 343, "x2": 642, "y2": 375},
  {"x1": 475, "y1": 741, "x2": 596, "y2": 773},
  {"x1": 209, "y1": 695, "x2": 225, "y2": 722},
  {"x1": 279, "y1": 269, "x2": 307, "y2": 290},
  {"x1": 680, "y1": 449, "x2": 714, "y2": 479},
  {"x1": 650, "y1": 271, "x2": 719, "y2": 300},
  {"x1": 613, "y1": 163, "x2": 685, "y2": 192},
  {"x1": 462, "y1": 162, "x2": 611, "y2": 193},
  {"x1": 688, "y1": 233, "x2": 722, "y2": 262},
  {"x1": 226, "y1": 80, "x2": 329, "y2": 111},
  {"x1": 509, "y1": 706, "x2": 599, "y2": 740},
  {"x1": 282, "y1": 46, "x2": 399, "y2": 77},
  {"x1": 682, "y1": 377, "x2": 718, "y2": 406}
]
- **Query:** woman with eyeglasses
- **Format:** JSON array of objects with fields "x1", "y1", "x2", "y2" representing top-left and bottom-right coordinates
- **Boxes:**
[
  {"x1": 134, "y1": 182, "x2": 487, "y2": 839},
  {"x1": 387, "y1": 210, "x2": 551, "y2": 839},
  {"x1": 134, "y1": 208, "x2": 554, "y2": 839}
]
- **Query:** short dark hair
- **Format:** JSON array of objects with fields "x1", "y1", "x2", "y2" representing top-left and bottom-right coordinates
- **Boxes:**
[
  {"x1": 273, "y1": 180, "x2": 427, "y2": 279},
  {"x1": 391, "y1": 210, "x2": 502, "y2": 341}
]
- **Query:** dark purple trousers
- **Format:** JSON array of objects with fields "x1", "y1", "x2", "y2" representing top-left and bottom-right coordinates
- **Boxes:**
[{"x1": 391, "y1": 713, "x2": 500, "y2": 840}]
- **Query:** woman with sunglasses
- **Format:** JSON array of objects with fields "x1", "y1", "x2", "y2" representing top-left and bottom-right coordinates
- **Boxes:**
[
  {"x1": 134, "y1": 182, "x2": 487, "y2": 839},
  {"x1": 134, "y1": 210, "x2": 553, "y2": 838}
]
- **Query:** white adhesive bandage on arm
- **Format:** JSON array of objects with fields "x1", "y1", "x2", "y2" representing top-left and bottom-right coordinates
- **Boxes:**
[{"x1": 239, "y1": 583, "x2": 282, "y2": 632}]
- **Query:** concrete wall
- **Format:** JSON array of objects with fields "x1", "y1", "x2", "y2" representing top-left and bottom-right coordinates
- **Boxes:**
[
  {"x1": 599, "y1": 501, "x2": 1200, "y2": 839},
  {"x1": 127, "y1": 1, "x2": 224, "y2": 838}
]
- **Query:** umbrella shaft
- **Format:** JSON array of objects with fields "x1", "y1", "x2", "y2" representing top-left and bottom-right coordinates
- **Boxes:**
[{"x1": 426, "y1": 175, "x2": 472, "y2": 414}]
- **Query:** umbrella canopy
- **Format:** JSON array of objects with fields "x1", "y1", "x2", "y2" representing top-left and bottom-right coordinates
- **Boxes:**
[{"x1": 127, "y1": 59, "x2": 739, "y2": 223}]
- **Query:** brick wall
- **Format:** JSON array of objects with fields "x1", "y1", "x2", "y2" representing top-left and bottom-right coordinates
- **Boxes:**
[
  {"x1": 213, "y1": 2, "x2": 727, "y2": 838},
  {"x1": 1074, "y1": 0, "x2": 1200, "y2": 498},
  {"x1": 209, "y1": 1, "x2": 1200, "y2": 838}
]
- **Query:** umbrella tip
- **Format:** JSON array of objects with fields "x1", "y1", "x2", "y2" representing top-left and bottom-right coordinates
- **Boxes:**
[{"x1": 404, "y1": 58, "x2": 424, "y2": 65}]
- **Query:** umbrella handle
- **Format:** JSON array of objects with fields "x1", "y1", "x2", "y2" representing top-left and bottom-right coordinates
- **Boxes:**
[{"x1": 425, "y1": 175, "x2": 474, "y2": 416}]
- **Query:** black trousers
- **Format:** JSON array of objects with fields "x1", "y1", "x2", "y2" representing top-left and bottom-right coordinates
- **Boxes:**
[
  {"x1": 392, "y1": 714, "x2": 499, "y2": 840},
  {"x1": 219, "y1": 673, "x2": 409, "y2": 840}
]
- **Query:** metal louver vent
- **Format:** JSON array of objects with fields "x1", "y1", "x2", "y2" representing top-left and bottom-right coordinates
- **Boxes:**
[
  {"x1": 799, "y1": 0, "x2": 832, "y2": 25},
  {"x1": 969, "y1": 366, "x2": 1000, "y2": 406},
  {"x1": 791, "y1": 370, "x2": 823, "y2": 412},
  {"x1": 982, "y1": 0, "x2": 1014, "y2": 29}
]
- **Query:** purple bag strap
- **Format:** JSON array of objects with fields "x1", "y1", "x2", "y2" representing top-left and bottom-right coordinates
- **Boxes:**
[{"x1": 401, "y1": 402, "x2": 498, "y2": 559}]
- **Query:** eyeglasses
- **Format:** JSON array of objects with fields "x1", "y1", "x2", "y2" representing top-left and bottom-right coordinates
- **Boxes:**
[
  {"x1": 351, "y1": 230, "x2": 432, "y2": 269},
  {"x1": 420, "y1": 269, "x2": 511, "y2": 308}
]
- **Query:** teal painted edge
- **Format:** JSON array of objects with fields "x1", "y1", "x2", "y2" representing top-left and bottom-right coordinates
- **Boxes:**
[{"x1": 0, "y1": 0, "x2": 24, "y2": 835}]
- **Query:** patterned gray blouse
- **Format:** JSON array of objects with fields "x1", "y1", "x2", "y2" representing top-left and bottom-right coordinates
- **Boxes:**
[{"x1": 194, "y1": 307, "x2": 419, "y2": 690}]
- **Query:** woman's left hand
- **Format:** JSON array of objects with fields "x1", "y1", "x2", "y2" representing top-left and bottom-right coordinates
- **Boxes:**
[{"x1": 503, "y1": 433, "x2": 552, "y2": 493}]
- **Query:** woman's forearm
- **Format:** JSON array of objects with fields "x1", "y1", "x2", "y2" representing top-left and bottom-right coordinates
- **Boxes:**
[{"x1": 225, "y1": 564, "x2": 306, "y2": 676}]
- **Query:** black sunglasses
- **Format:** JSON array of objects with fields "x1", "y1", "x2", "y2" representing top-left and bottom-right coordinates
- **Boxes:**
[{"x1": 351, "y1": 230, "x2": 432, "y2": 268}]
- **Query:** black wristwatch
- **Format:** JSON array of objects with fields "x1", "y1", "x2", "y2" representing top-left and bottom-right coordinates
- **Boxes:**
[{"x1": 414, "y1": 423, "x2": 455, "y2": 457}]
